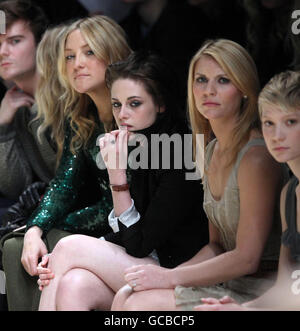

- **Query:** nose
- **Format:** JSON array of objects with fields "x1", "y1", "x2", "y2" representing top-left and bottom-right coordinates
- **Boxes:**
[
  {"x1": 204, "y1": 80, "x2": 216, "y2": 96},
  {"x1": 272, "y1": 124, "x2": 285, "y2": 142},
  {"x1": 74, "y1": 52, "x2": 85, "y2": 69},
  {"x1": 118, "y1": 105, "x2": 129, "y2": 121},
  {"x1": 0, "y1": 42, "x2": 9, "y2": 57}
]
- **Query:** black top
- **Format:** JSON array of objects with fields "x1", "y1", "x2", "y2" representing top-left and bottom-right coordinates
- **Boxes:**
[
  {"x1": 282, "y1": 176, "x2": 300, "y2": 262},
  {"x1": 105, "y1": 115, "x2": 209, "y2": 268}
]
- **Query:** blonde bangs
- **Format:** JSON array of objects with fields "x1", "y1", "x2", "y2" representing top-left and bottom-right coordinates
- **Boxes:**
[{"x1": 259, "y1": 71, "x2": 300, "y2": 117}]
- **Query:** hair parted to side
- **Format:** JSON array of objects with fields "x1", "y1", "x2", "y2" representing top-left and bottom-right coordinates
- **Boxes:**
[
  {"x1": 56, "y1": 15, "x2": 131, "y2": 156},
  {"x1": 35, "y1": 24, "x2": 69, "y2": 166},
  {"x1": 105, "y1": 50, "x2": 183, "y2": 126},
  {"x1": 0, "y1": 0, "x2": 49, "y2": 44},
  {"x1": 258, "y1": 70, "x2": 300, "y2": 117},
  {"x1": 187, "y1": 39, "x2": 260, "y2": 166}
]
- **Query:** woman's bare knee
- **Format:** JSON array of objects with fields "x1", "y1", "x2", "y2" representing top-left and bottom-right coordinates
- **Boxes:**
[
  {"x1": 56, "y1": 268, "x2": 113, "y2": 311},
  {"x1": 48, "y1": 234, "x2": 88, "y2": 269}
]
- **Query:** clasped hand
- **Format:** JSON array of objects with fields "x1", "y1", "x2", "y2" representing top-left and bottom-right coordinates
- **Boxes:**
[
  {"x1": 99, "y1": 127, "x2": 130, "y2": 172},
  {"x1": 124, "y1": 264, "x2": 172, "y2": 291},
  {"x1": 36, "y1": 254, "x2": 54, "y2": 291}
]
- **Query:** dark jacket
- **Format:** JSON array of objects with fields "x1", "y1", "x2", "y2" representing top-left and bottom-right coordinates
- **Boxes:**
[{"x1": 105, "y1": 115, "x2": 208, "y2": 268}]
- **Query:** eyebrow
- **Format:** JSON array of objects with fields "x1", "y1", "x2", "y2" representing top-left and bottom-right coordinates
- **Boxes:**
[
  {"x1": 194, "y1": 72, "x2": 228, "y2": 77},
  {"x1": 262, "y1": 111, "x2": 300, "y2": 118},
  {"x1": 111, "y1": 96, "x2": 142, "y2": 100},
  {"x1": 1, "y1": 34, "x2": 25, "y2": 42},
  {"x1": 65, "y1": 43, "x2": 90, "y2": 51}
]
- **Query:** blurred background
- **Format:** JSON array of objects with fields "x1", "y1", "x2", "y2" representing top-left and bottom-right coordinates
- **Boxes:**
[{"x1": 1, "y1": 0, "x2": 300, "y2": 102}]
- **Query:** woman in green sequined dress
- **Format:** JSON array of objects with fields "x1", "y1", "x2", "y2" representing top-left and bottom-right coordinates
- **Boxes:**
[{"x1": 2, "y1": 16, "x2": 131, "y2": 311}]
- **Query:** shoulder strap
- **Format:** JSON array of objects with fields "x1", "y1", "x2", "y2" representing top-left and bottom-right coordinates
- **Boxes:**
[
  {"x1": 205, "y1": 138, "x2": 217, "y2": 168},
  {"x1": 233, "y1": 138, "x2": 265, "y2": 174},
  {"x1": 285, "y1": 176, "x2": 298, "y2": 233}
]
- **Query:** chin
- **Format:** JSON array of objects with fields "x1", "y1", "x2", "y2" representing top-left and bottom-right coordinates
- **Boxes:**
[
  {"x1": 74, "y1": 85, "x2": 90, "y2": 94},
  {"x1": 272, "y1": 154, "x2": 291, "y2": 164},
  {"x1": 0, "y1": 72, "x2": 15, "y2": 81}
]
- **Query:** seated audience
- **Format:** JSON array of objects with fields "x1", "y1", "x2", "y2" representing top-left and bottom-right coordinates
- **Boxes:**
[
  {"x1": 0, "y1": 0, "x2": 55, "y2": 221},
  {"x1": 111, "y1": 39, "x2": 287, "y2": 311},
  {"x1": 196, "y1": 70, "x2": 300, "y2": 311},
  {"x1": 36, "y1": 51, "x2": 208, "y2": 311},
  {"x1": 2, "y1": 15, "x2": 131, "y2": 311}
]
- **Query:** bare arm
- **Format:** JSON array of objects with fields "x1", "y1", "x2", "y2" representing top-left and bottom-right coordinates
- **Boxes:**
[
  {"x1": 100, "y1": 129, "x2": 132, "y2": 216},
  {"x1": 170, "y1": 146, "x2": 283, "y2": 287},
  {"x1": 177, "y1": 222, "x2": 224, "y2": 268},
  {"x1": 124, "y1": 146, "x2": 284, "y2": 290},
  {"x1": 245, "y1": 183, "x2": 300, "y2": 310}
]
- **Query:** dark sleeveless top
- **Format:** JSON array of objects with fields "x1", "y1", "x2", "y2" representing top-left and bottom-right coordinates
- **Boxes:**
[{"x1": 282, "y1": 176, "x2": 300, "y2": 262}]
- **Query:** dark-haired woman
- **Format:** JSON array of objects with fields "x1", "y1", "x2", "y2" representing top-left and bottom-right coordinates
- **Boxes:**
[{"x1": 36, "y1": 51, "x2": 208, "y2": 311}]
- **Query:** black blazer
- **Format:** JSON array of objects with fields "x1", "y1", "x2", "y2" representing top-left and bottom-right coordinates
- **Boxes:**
[{"x1": 105, "y1": 117, "x2": 208, "y2": 268}]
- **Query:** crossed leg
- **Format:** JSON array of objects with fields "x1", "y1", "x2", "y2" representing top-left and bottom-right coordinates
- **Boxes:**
[{"x1": 38, "y1": 234, "x2": 158, "y2": 310}]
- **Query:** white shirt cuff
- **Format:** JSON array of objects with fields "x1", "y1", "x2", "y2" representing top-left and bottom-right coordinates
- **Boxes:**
[{"x1": 108, "y1": 199, "x2": 141, "y2": 233}]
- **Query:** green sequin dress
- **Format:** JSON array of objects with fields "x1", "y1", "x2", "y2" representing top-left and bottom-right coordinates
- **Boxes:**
[{"x1": 26, "y1": 119, "x2": 112, "y2": 238}]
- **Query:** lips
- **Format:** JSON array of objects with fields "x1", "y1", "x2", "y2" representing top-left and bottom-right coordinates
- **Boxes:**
[
  {"x1": 0, "y1": 62, "x2": 12, "y2": 67},
  {"x1": 202, "y1": 101, "x2": 220, "y2": 106},
  {"x1": 273, "y1": 146, "x2": 289, "y2": 152},
  {"x1": 74, "y1": 74, "x2": 90, "y2": 79},
  {"x1": 120, "y1": 123, "x2": 132, "y2": 128}
]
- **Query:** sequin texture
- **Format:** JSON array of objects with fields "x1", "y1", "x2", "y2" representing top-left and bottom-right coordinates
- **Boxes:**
[{"x1": 26, "y1": 120, "x2": 112, "y2": 238}]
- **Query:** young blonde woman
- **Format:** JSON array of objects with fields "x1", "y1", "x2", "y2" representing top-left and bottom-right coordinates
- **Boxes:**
[
  {"x1": 196, "y1": 70, "x2": 300, "y2": 311},
  {"x1": 23, "y1": 15, "x2": 131, "y2": 274},
  {"x1": 36, "y1": 51, "x2": 208, "y2": 311},
  {"x1": 2, "y1": 16, "x2": 131, "y2": 311},
  {"x1": 111, "y1": 39, "x2": 287, "y2": 311}
]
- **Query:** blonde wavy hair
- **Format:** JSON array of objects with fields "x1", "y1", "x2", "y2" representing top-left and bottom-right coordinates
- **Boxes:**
[
  {"x1": 258, "y1": 70, "x2": 300, "y2": 116},
  {"x1": 36, "y1": 16, "x2": 131, "y2": 163},
  {"x1": 56, "y1": 15, "x2": 131, "y2": 158},
  {"x1": 187, "y1": 39, "x2": 260, "y2": 167},
  {"x1": 35, "y1": 24, "x2": 69, "y2": 165}
]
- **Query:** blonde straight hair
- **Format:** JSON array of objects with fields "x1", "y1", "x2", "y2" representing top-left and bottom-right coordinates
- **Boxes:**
[
  {"x1": 35, "y1": 24, "x2": 69, "y2": 165},
  {"x1": 187, "y1": 39, "x2": 260, "y2": 167},
  {"x1": 258, "y1": 70, "x2": 300, "y2": 116}
]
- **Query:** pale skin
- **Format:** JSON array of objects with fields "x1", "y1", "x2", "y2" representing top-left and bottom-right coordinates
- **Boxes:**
[
  {"x1": 21, "y1": 28, "x2": 113, "y2": 278},
  {"x1": 195, "y1": 106, "x2": 300, "y2": 311},
  {"x1": 0, "y1": 19, "x2": 36, "y2": 125},
  {"x1": 110, "y1": 55, "x2": 283, "y2": 311},
  {"x1": 36, "y1": 78, "x2": 163, "y2": 310}
]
